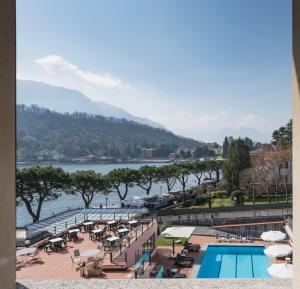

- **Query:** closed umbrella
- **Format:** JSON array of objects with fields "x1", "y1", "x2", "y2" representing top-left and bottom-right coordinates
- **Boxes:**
[
  {"x1": 267, "y1": 263, "x2": 293, "y2": 278},
  {"x1": 264, "y1": 245, "x2": 292, "y2": 258},
  {"x1": 261, "y1": 231, "x2": 286, "y2": 242}
]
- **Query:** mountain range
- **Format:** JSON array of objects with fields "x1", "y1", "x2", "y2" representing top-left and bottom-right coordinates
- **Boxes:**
[{"x1": 17, "y1": 79, "x2": 165, "y2": 129}]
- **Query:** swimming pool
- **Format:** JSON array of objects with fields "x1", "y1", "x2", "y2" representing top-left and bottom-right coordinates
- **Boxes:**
[{"x1": 197, "y1": 245, "x2": 271, "y2": 278}]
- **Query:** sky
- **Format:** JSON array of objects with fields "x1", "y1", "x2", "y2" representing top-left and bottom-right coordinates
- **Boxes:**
[{"x1": 17, "y1": 0, "x2": 292, "y2": 144}]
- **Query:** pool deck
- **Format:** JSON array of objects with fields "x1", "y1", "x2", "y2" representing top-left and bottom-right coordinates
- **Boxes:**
[
  {"x1": 17, "y1": 279, "x2": 292, "y2": 289},
  {"x1": 187, "y1": 235, "x2": 287, "y2": 278},
  {"x1": 16, "y1": 232, "x2": 290, "y2": 282}
]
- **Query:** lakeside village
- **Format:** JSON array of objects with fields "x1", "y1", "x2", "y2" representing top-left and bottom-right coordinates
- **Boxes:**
[
  {"x1": 17, "y1": 143, "x2": 224, "y2": 164},
  {"x1": 16, "y1": 124, "x2": 294, "y2": 280}
]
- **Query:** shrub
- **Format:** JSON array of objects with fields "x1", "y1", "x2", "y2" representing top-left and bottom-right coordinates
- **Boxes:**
[
  {"x1": 195, "y1": 195, "x2": 208, "y2": 205},
  {"x1": 182, "y1": 200, "x2": 193, "y2": 207},
  {"x1": 231, "y1": 190, "x2": 244, "y2": 205}
]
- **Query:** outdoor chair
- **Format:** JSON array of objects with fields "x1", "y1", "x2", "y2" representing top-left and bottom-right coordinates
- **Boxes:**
[
  {"x1": 176, "y1": 253, "x2": 194, "y2": 263},
  {"x1": 89, "y1": 231, "x2": 96, "y2": 240},
  {"x1": 183, "y1": 241, "x2": 200, "y2": 252},
  {"x1": 43, "y1": 242, "x2": 52, "y2": 253},
  {"x1": 71, "y1": 255, "x2": 83, "y2": 271}
]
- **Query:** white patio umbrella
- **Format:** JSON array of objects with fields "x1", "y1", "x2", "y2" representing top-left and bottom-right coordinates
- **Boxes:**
[
  {"x1": 160, "y1": 226, "x2": 195, "y2": 255},
  {"x1": 261, "y1": 231, "x2": 286, "y2": 242},
  {"x1": 267, "y1": 263, "x2": 293, "y2": 278},
  {"x1": 264, "y1": 244, "x2": 292, "y2": 258}
]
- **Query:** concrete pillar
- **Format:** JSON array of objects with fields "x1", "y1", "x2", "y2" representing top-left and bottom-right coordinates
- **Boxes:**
[
  {"x1": 293, "y1": 1, "x2": 300, "y2": 288},
  {"x1": 0, "y1": 0, "x2": 16, "y2": 288}
]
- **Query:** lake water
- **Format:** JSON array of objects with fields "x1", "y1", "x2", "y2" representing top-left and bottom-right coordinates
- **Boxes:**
[{"x1": 17, "y1": 162, "x2": 198, "y2": 226}]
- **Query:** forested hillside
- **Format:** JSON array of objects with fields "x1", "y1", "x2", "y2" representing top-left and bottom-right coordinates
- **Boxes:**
[{"x1": 17, "y1": 105, "x2": 206, "y2": 161}]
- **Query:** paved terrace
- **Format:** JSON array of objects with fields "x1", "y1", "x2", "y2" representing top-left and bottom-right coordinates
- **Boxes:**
[
  {"x1": 16, "y1": 279, "x2": 292, "y2": 289},
  {"x1": 23, "y1": 208, "x2": 149, "y2": 235},
  {"x1": 17, "y1": 219, "x2": 156, "y2": 279}
]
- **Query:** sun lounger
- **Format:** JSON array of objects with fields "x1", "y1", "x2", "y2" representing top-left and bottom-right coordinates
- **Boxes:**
[
  {"x1": 176, "y1": 253, "x2": 194, "y2": 263},
  {"x1": 175, "y1": 259, "x2": 193, "y2": 267},
  {"x1": 183, "y1": 241, "x2": 200, "y2": 252},
  {"x1": 226, "y1": 233, "x2": 232, "y2": 242}
]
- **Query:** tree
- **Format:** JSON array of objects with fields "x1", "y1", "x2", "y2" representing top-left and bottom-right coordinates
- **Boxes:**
[
  {"x1": 223, "y1": 139, "x2": 251, "y2": 190},
  {"x1": 136, "y1": 166, "x2": 158, "y2": 195},
  {"x1": 209, "y1": 160, "x2": 223, "y2": 183},
  {"x1": 157, "y1": 165, "x2": 177, "y2": 192},
  {"x1": 222, "y1": 137, "x2": 229, "y2": 158},
  {"x1": 107, "y1": 168, "x2": 138, "y2": 201},
  {"x1": 69, "y1": 170, "x2": 109, "y2": 208},
  {"x1": 243, "y1": 137, "x2": 254, "y2": 151},
  {"x1": 190, "y1": 161, "x2": 205, "y2": 186},
  {"x1": 173, "y1": 163, "x2": 191, "y2": 201},
  {"x1": 272, "y1": 119, "x2": 292, "y2": 147},
  {"x1": 16, "y1": 166, "x2": 68, "y2": 223}
]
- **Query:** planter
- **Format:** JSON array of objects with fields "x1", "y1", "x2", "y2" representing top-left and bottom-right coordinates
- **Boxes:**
[{"x1": 86, "y1": 267, "x2": 102, "y2": 276}]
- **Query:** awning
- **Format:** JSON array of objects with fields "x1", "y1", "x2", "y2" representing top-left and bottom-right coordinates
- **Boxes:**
[{"x1": 160, "y1": 226, "x2": 195, "y2": 239}]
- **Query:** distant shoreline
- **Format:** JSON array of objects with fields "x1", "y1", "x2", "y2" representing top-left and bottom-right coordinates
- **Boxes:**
[{"x1": 17, "y1": 159, "x2": 174, "y2": 166}]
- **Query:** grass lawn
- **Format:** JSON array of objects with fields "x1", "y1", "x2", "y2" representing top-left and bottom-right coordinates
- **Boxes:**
[
  {"x1": 164, "y1": 196, "x2": 292, "y2": 210},
  {"x1": 156, "y1": 236, "x2": 188, "y2": 246}
]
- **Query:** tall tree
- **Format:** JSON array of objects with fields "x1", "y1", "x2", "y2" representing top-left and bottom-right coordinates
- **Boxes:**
[
  {"x1": 272, "y1": 119, "x2": 292, "y2": 147},
  {"x1": 222, "y1": 137, "x2": 229, "y2": 158},
  {"x1": 107, "y1": 168, "x2": 138, "y2": 201},
  {"x1": 174, "y1": 163, "x2": 191, "y2": 201},
  {"x1": 157, "y1": 165, "x2": 177, "y2": 192},
  {"x1": 136, "y1": 166, "x2": 158, "y2": 195},
  {"x1": 16, "y1": 166, "x2": 68, "y2": 223},
  {"x1": 243, "y1": 137, "x2": 254, "y2": 151},
  {"x1": 223, "y1": 139, "x2": 251, "y2": 189},
  {"x1": 190, "y1": 161, "x2": 205, "y2": 186},
  {"x1": 68, "y1": 170, "x2": 110, "y2": 208}
]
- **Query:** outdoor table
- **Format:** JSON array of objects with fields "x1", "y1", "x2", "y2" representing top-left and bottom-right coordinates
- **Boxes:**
[
  {"x1": 107, "y1": 220, "x2": 117, "y2": 225},
  {"x1": 128, "y1": 220, "x2": 139, "y2": 230},
  {"x1": 83, "y1": 221, "x2": 94, "y2": 231},
  {"x1": 92, "y1": 228, "x2": 104, "y2": 239},
  {"x1": 107, "y1": 236, "x2": 119, "y2": 241},
  {"x1": 117, "y1": 228, "x2": 129, "y2": 238},
  {"x1": 68, "y1": 229, "x2": 80, "y2": 240},
  {"x1": 107, "y1": 220, "x2": 118, "y2": 230},
  {"x1": 106, "y1": 236, "x2": 120, "y2": 245},
  {"x1": 128, "y1": 220, "x2": 138, "y2": 225},
  {"x1": 69, "y1": 229, "x2": 80, "y2": 234},
  {"x1": 49, "y1": 237, "x2": 64, "y2": 251}
]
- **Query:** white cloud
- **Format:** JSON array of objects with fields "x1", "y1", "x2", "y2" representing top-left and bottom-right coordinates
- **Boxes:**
[
  {"x1": 150, "y1": 111, "x2": 271, "y2": 143},
  {"x1": 35, "y1": 55, "x2": 123, "y2": 88},
  {"x1": 236, "y1": 113, "x2": 268, "y2": 131}
]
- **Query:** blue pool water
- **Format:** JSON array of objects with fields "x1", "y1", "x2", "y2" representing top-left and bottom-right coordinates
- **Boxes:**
[{"x1": 198, "y1": 245, "x2": 271, "y2": 278}]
